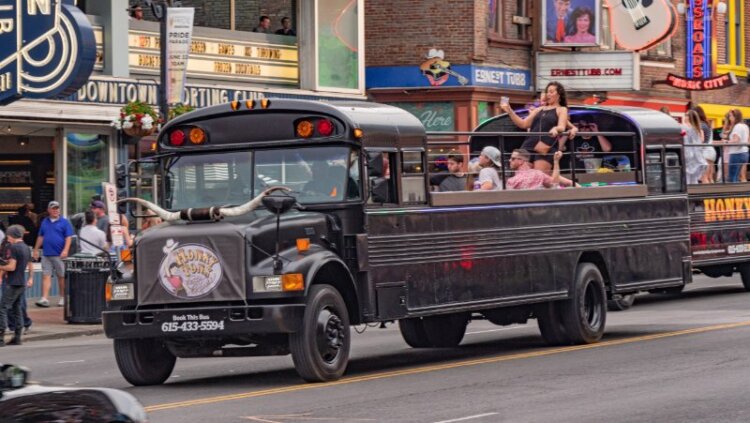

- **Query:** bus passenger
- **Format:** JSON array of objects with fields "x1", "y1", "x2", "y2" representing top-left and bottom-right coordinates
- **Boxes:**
[
  {"x1": 720, "y1": 109, "x2": 749, "y2": 183},
  {"x1": 438, "y1": 155, "x2": 468, "y2": 192},
  {"x1": 501, "y1": 82, "x2": 569, "y2": 173},
  {"x1": 693, "y1": 106, "x2": 716, "y2": 183},
  {"x1": 682, "y1": 110, "x2": 707, "y2": 185},
  {"x1": 507, "y1": 150, "x2": 572, "y2": 190},
  {"x1": 475, "y1": 147, "x2": 503, "y2": 191}
]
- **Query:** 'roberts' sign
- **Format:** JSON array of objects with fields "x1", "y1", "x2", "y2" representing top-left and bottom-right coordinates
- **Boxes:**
[
  {"x1": 0, "y1": 0, "x2": 96, "y2": 105},
  {"x1": 536, "y1": 52, "x2": 640, "y2": 91}
]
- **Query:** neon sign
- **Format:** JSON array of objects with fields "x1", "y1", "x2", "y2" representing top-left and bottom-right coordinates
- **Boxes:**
[{"x1": 0, "y1": 0, "x2": 96, "y2": 105}]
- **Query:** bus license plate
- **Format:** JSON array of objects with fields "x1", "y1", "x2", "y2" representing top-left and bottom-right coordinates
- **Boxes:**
[{"x1": 160, "y1": 314, "x2": 225, "y2": 333}]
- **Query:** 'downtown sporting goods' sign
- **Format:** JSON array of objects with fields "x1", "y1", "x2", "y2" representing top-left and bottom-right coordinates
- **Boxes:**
[{"x1": 0, "y1": 0, "x2": 95, "y2": 105}]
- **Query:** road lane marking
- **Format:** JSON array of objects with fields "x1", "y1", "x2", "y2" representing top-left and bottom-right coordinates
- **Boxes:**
[
  {"x1": 433, "y1": 413, "x2": 499, "y2": 423},
  {"x1": 145, "y1": 320, "x2": 750, "y2": 413},
  {"x1": 56, "y1": 360, "x2": 85, "y2": 364},
  {"x1": 466, "y1": 327, "x2": 525, "y2": 335}
]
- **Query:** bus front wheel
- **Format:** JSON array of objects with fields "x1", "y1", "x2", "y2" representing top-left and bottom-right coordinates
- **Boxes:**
[
  {"x1": 560, "y1": 263, "x2": 607, "y2": 344},
  {"x1": 739, "y1": 263, "x2": 750, "y2": 291},
  {"x1": 290, "y1": 284, "x2": 351, "y2": 382},
  {"x1": 114, "y1": 338, "x2": 176, "y2": 386}
]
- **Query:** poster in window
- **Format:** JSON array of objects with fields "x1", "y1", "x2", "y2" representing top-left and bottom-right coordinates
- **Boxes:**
[{"x1": 542, "y1": 0, "x2": 601, "y2": 47}]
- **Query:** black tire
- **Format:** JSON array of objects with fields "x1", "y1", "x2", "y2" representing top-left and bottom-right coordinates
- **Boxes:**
[
  {"x1": 290, "y1": 284, "x2": 350, "y2": 382},
  {"x1": 399, "y1": 318, "x2": 432, "y2": 348},
  {"x1": 421, "y1": 313, "x2": 469, "y2": 347},
  {"x1": 560, "y1": 263, "x2": 607, "y2": 344},
  {"x1": 607, "y1": 294, "x2": 636, "y2": 311},
  {"x1": 739, "y1": 263, "x2": 750, "y2": 291},
  {"x1": 114, "y1": 338, "x2": 176, "y2": 386},
  {"x1": 536, "y1": 301, "x2": 572, "y2": 346}
]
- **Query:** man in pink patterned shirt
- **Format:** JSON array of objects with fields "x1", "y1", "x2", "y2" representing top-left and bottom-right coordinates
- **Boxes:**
[{"x1": 507, "y1": 149, "x2": 573, "y2": 189}]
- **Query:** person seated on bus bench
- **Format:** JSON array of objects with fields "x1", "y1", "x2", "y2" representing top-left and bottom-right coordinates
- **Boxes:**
[
  {"x1": 475, "y1": 147, "x2": 503, "y2": 191},
  {"x1": 507, "y1": 149, "x2": 572, "y2": 190},
  {"x1": 568, "y1": 120, "x2": 612, "y2": 172},
  {"x1": 432, "y1": 154, "x2": 467, "y2": 192}
]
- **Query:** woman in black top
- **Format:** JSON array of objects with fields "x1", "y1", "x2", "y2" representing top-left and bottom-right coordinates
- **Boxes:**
[{"x1": 502, "y1": 82, "x2": 570, "y2": 173}]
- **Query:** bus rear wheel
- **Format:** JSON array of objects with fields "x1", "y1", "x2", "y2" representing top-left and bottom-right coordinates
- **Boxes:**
[
  {"x1": 399, "y1": 318, "x2": 432, "y2": 348},
  {"x1": 607, "y1": 294, "x2": 636, "y2": 311},
  {"x1": 560, "y1": 263, "x2": 607, "y2": 344},
  {"x1": 421, "y1": 313, "x2": 469, "y2": 347},
  {"x1": 739, "y1": 263, "x2": 750, "y2": 291},
  {"x1": 536, "y1": 302, "x2": 571, "y2": 346},
  {"x1": 114, "y1": 338, "x2": 176, "y2": 386},
  {"x1": 290, "y1": 284, "x2": 350, "y2": 382}
]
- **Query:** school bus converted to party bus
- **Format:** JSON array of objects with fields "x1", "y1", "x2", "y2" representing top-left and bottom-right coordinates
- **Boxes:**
[{"x1": 102, "y1": 100, "x2": 691, "y2": 385}]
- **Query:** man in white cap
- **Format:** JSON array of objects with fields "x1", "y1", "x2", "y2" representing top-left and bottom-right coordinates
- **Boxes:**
[
  {"x1": 475, "y1": 146, "x2": 504, "y2": 191},
  {"x1": 0, "y1": 225, "x2": 33, "y2": 346},
  {"x1": 33, "y1": 201, "x2": 74, "y2": 307}
]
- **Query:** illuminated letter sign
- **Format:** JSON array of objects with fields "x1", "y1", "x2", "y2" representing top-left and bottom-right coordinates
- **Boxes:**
[{"x1": 0, "y1": 0, "x2": 96, "y2": 105}]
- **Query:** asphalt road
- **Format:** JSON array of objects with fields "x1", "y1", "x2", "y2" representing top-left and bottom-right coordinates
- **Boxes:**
[{"x1": 5, "y1": 274, "x2": 750, "y2": 423}]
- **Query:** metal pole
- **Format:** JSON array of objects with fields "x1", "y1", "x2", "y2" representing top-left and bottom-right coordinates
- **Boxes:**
[{"x1": 159, "y1": 1, "x2": 170, "y2": 124}]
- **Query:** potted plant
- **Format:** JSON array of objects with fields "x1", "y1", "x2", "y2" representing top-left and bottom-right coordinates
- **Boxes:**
[
  {"x1": 112, "y1": 101, "x2": 159, "y2": 137},
  {"x1": 169, "y1": 103, "x2": 194, "y2": 120}
]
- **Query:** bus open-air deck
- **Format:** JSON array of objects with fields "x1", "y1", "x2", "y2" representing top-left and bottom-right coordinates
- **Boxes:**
[{"x1": 102, "y1": 100, "x2": 691, "y2": 385}]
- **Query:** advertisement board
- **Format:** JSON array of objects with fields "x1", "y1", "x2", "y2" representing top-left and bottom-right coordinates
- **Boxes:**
[
  {"x1": 542, "y1": 0, "x2": 601, "y2": 47},
  {"x1": 536, "y1": 52, "x2": 639, "y2": 91}
]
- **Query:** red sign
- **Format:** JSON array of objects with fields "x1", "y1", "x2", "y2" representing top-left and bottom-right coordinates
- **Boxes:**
[
  {"x1": 550, "y1": 68, "x2": 623, "y2": 77},
  {"x1": 691, "y1": 0, "x2": 705, "y2": 78},
  {"x1": 665, "y1": 73, "x2": 737, "y2": 91}
]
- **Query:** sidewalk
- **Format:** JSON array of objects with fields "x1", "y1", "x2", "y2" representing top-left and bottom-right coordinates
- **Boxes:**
[{"x1": 5, "y1": 296, "x2": 105, "y2": 343}]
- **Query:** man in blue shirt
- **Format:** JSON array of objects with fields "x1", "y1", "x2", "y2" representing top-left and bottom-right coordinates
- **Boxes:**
[{"x1": 32, "y1": 201, "x2": 73, "y2": 308}]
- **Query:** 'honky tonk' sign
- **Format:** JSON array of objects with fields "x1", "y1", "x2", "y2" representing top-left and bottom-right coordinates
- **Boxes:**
[{"x1": 0, "y1": 0, "x2": 95, "y2": 105}]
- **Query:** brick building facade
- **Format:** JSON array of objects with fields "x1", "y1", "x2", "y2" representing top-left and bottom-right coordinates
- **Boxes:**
[{"x1": 366, "y1": 0, "x2": 749, "y2": 131}]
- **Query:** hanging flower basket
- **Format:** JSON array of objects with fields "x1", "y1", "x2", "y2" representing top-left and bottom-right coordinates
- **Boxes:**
[
  {"x1": 111, "y1": 101, "x2": 161, "y2": 137},
  {"x1": 169, "y1": 103, "x2": 195, "y2": 120}
]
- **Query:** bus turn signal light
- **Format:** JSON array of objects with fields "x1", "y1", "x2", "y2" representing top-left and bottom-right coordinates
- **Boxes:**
[
  {"x1": 353, "y1": 128, "x2": 364, "y2": 138},
  {"x1": 169, "y1": 130, "x2": 186, "y2": 146},
  {"x1": 261, "y1": 98, "x2": 270, "y2": 109},
  {"x1": 189, "y1": 127, "x2": 206, "y2": 144},
  {"x1": 282, "y1": 273, "x2": 304, "y2": 291},
  {"x1": 296, "y1": 238, "x2": 310, "y2": 252},
  {"x1": 296, "y1": 120, "x2": 314, "y2": 138},
  {"x1": 317, "y1": 119, "x2": 334, "y2": 137}
]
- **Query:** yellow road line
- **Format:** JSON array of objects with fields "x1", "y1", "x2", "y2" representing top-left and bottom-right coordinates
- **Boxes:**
[{"x1": 145, "y1": 320, "x2": 750, "y2": 412}]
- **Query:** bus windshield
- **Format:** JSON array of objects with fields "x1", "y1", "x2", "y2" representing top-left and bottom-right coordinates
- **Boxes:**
[{"x1": 165, "y1": 146, "x2": 359, "y2": 209}]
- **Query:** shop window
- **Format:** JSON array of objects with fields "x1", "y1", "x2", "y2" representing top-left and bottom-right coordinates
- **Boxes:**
[
  {"x1": 401, "y1": 151, "x2": 426, "y2": 204},
  {"x1": 643, "y1": 40, "x2": 672, "y2": 59},
  {"x1": 66, "y1": 133, "x2": 110, "y2": 216},
  {"x1": 488, "y1": 0, "x2": 529, "y2": 40},
  {"x1": 718, "y1": 0, "x2": 747, "y2": 76},
  {"x1": 317, "y1": 0, "x2": 360, "y2": 91}
]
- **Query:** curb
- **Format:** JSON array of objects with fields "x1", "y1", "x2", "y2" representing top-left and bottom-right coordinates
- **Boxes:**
[{"x1": 23, "y1": 327, "x2": 105, "y2": 343}]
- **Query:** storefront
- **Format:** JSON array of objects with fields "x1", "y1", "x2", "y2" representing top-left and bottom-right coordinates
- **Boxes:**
[{"x1": 0, "y1": 1, "x2": 366, "y2": 228}]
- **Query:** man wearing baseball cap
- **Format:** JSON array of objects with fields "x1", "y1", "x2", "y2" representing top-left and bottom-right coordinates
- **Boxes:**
[
  {"x1": 32, "y1": 201, "x2": 74, "y2": 307},
  {"x1": 0, "y1": 225, "x2": 33, "y2": 346},
  {"x1": 90, "y1": 200, "x2": 109, "y2": 233}
]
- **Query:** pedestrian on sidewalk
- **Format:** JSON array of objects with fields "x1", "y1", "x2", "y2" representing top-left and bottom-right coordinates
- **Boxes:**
[
  {"x1": 79, "y1": 211, "x2": 108, "y2": 255},
  {"x1": 0, "y1": 225, "x2": 33, "y2": 346},
  {"x1": 0, "y1": 236, "x2": 32, "y2": 334},
  {"x1": 33, "y1": 201, "x2": 73, "y2": 308}
]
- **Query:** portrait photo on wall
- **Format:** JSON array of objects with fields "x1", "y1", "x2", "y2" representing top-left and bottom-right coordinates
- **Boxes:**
[{"x1": 542, "y1": 0, "x2": 601, "y2": 47}]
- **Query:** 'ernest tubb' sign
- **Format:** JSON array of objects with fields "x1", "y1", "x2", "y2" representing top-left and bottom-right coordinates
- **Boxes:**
[{"x1": 0, "y1": 0, "x2": 96, "y2": 105}]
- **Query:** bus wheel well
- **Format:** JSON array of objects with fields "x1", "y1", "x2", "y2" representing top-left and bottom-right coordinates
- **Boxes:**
[
  {"x1": 578, "y1": 252, "x2": 611, "y2": 291},
  {"x1": 311, "y1": 262, "x2": 361, "y2": 325}
]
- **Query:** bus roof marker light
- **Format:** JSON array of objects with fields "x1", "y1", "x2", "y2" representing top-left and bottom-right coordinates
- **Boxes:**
[
  {"x1": 169, "y1": 130, "x2": 186, "y2": 146},
  {"x1": 230, "y1": 100, "x2": 240, "y2": 111},
  {"x1": 245, "y1": 100, "x2": 255, "y2": 109},
  {"x1": 189, "y1": 127, "x2": 206, "y2": 144},
  {"x1": 261, "y1": 99, "x2": 270, "y2": 109},
  {"x1": 317, "y1": 119, "x2": 334, "y2": 137},
  {"x1": 296, "y1": 120, "x2": 314, "y2": 138}
]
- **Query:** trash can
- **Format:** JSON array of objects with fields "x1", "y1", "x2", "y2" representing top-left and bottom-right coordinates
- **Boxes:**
[{"x1": 64, "y1": 256, "x2": 112, "y2": 324}]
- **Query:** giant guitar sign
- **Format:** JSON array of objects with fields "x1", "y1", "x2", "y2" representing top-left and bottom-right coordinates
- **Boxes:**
[{"x1": 0, "y1": 0, "x2": 95, "y2": 105}]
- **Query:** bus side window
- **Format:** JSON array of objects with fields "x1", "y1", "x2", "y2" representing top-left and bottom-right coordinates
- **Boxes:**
[
  {"x1": 366, "y1": 151, "x2": 397, "y2": 205},
  {"x1": 401, "y1": 150, "x2": 426, "y2": 204}
]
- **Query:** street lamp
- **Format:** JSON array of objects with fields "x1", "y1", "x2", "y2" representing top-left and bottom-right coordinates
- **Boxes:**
[{"x1": 143, "y1": 0, "x2": 181, "y2": 124}]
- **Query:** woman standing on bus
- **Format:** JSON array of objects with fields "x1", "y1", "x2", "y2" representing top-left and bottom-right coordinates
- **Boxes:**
[
  {"x1": 694, "y1": 106, "x2": 716, "y2": 184},
  {"x1": 721, "y1": 109, "x2": 749, "y2": 183},
  {"x1": 682, "y1": 110, "x2": 707, "y2": 185},
  {"x1": 501, "y1": 82, "x2": 569, "y2": 173}
]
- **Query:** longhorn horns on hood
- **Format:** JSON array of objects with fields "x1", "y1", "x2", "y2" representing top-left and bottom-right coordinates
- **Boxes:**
[{"x1": 118, "y1": 186, "x2": 291, "y2": 222}]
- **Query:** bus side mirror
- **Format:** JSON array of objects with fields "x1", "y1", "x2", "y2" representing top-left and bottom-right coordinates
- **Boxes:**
[
  {"x1": 366, "y1": 152, "x2": 384, "y2": 178},
  {"x1": 370, "y1": 177, "x2": 390, "y2": 203}
]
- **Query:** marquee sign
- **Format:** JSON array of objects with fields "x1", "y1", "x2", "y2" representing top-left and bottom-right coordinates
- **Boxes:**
[
  {"x1": 0, "y1": 0, "x2": 96, "y2": 105},
  {"x1": 665, "y1": 72, "x2": 737, "y2": 91}
]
